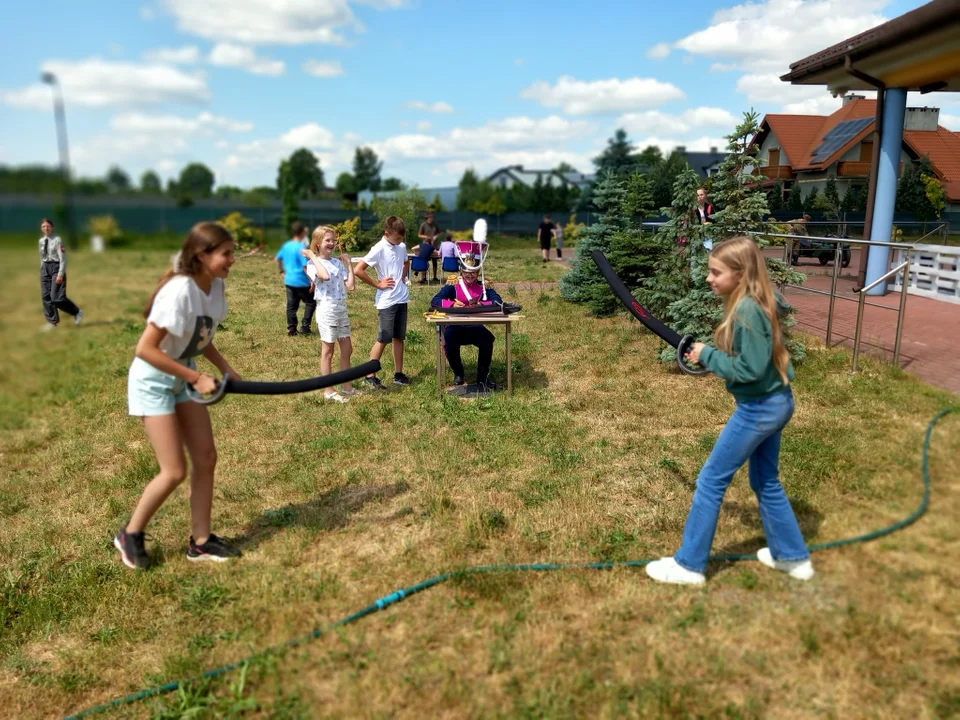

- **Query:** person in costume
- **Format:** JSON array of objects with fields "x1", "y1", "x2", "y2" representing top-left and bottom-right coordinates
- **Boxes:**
[{"x1": 429, "y1": 253, "x2": 502, "y2": 390}]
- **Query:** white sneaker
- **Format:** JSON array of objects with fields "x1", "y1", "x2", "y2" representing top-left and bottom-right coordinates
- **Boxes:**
[
  {"x1": 41, "y1": 322, "x2": 57, "y2": 332},
  {"x1": 74, "y1": 310, "x2": 83, "y2": 326},
  {"x1": 757, "y1": 548, "x2": 815, "y2": 580},
  {"x1": 324, "y1": 391, "x2": 349, "y2": 403},
  {"x1": 645, "y1": 557, "x2": 706, "y2": 585}
]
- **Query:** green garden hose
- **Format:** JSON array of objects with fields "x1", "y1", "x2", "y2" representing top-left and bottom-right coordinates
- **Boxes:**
[{"x1": 65, "y1": 408, "x2": 954, "y2": 719}]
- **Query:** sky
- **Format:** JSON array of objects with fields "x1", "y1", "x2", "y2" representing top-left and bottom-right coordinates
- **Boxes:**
[{"x1": 2, "y1": 0, "x2": 958, "y2": 191}]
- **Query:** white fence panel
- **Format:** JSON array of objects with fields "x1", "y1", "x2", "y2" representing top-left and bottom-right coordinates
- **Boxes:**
[{"x1": 893, "y1": 243, "x2": 960, "y2": 304}]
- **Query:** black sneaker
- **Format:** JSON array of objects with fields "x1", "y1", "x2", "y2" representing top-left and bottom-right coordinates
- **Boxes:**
[
  {"x1": 478, "y1": 377, "x2": 501, "y2": 392},
  {"x1": 393, "y1": 372, "x2": 412, "y2": 386},
  {"x1": 453, "y1": 375, "x2": 465, "y2": 386},
  {"x1": 364, "y1": 375, "x2": 387, "y2": 391},
  {"x1": 114, "y1": 526, "x2": 151, "y2": 570},
  {"x1": 187, "y1": 534, "x2": 242, "y2": 563},
  {"x1": 298, "y1": 328, "x2": 313, "y2": 335},
  {"x1": 288, "y1": 330, "x2": 298, "y2": 337}
]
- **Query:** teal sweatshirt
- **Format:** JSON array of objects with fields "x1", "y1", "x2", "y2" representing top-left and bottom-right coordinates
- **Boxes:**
[{"x1": 698, "y1": 296, "x2": 794, "y2": 402}]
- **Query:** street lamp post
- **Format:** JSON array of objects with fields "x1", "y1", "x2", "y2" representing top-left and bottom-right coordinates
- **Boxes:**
[{"x1": 41, "y1": 72, "x2": 76, "y2": 249}]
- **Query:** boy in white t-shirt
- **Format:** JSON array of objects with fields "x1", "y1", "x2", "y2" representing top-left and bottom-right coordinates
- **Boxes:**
[
  {"x1": 302, "y1": 225, "x2": 356, "y2": 402},
  {"x1": 353, "y1": 215, "x2": 411, "y2": 390}
]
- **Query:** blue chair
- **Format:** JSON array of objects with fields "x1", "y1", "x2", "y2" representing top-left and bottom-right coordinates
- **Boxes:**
[
  {"x1": 441, "y1": 257, "x2": 459, "y2": 273},
  {"x1": 411, "y1": 256, "x2": 429, "y2": 282}
]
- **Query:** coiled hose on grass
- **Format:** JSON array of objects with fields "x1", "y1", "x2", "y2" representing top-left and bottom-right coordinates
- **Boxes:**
[{"x1": 66, "y1": 408, "x2": 954, "y2": 719}]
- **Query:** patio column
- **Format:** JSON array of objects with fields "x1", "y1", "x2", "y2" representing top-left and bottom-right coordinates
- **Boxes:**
[{"x1": 865, "y1": 87, "x2": 906, "y2": 295}]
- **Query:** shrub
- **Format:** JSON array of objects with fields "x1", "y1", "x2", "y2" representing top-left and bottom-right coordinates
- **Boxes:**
[
  {"x1": 332, "y1": 216, "x2": 361, "y2": 252},
  {"x1": 563, "y1": 213, "x2": 586, "y2": 245},
  {"x1": 87, "y1": 215, "x2": 123, "y2": 247},
  {"x1": 218, "y1": 212, "x2": 262, "y2": 251},
  {"x1": 366, "y1": 188, "x2": 427, "y2": 248}
]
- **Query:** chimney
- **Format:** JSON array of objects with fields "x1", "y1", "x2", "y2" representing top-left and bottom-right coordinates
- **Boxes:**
[
  {"x1": 709, "y1": 146, "x2": 718, "y2": 153},
  {"x1": 843, "y1": 94, "x2": 866, "y2": 106},
  {"x1": 904, "y1": 106, "x2": 939, "y2": 131},
  {"x1": 675, "y1": 145, "x2": 686, "y2": 153}
]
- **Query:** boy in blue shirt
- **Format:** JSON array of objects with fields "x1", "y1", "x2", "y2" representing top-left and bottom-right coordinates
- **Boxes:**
[{"x1": 275, "y1": 221, "x2": 316, "y2": 336}]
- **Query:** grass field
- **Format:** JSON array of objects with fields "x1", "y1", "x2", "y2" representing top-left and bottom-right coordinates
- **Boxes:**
[{"x1": 0, "y1": 233, "x2": 958, "y2": 719}]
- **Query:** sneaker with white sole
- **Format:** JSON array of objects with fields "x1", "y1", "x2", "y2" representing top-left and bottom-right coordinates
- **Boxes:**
[
  {"x1": 74, "y1": 310, "x2": 84, "y2": 326},
  {"x1": 114, "y1": 526, "x2": 151, "y2": 570},
  {"x1": 756, "y1": 548, "x2": 815, "y2": 580},
  {"x1": 324, "y1": 391, "x2": 349, "y2": 403},
  {"x1": 645, "y1": 557, "x2": 706, "y2": 585},
  {"x1": 187, "y1": 534, "x2": 242, "y2": 562}
]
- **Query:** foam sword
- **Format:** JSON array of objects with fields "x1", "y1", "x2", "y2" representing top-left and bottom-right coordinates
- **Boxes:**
[{"x1": 591, "y1": 251, "x2": 709, "y2": 376}]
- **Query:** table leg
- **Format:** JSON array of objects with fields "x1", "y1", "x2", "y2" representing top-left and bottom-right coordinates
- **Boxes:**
[
  {"x1": 436, "y1": 324, "x2": 444, "y2": 399},
  {"x1": 505, "y1": 322, "x2": 512, "y2": 396}
]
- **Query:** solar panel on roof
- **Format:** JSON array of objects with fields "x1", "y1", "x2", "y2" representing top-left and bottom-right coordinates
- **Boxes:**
[{"x1": 810, "y1": 118, "x2": 872, "y2": 164}]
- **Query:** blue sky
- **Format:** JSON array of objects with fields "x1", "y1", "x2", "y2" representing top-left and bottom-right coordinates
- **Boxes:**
[{"x1": 2, "y1": 0, "x2": 954, "y2": 190}]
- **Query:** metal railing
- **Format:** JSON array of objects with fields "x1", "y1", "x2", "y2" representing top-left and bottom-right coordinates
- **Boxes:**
[
  {"x1": 754, "y1": 230, "x2": 915, "y2": 373},
  {"x1": 851, "y1": 261, "x2": 911, "y2": 372}
]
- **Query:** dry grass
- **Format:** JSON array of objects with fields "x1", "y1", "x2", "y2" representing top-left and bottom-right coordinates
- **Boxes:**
[{"x1": 0, "y1": 237, "x2": 958, "y2": 720}]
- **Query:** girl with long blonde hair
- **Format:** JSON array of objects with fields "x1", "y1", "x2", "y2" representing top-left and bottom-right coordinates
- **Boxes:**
[{"x1": 646, "y1": 236, "x2": 813, "y2": 585}]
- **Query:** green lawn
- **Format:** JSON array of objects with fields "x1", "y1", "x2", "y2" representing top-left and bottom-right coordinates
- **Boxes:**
[{"x1": 0, "y1": 236, "x2": 958, "y2": 719}]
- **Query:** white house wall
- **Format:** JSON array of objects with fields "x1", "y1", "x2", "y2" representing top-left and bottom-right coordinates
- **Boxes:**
[{"x1": 758, "y1": 131, "x2": 786, "y2": 165}]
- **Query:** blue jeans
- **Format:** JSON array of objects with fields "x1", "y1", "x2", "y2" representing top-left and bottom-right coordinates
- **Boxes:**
[{"x1": 674, "y1": 388, "x2": 809, "y2": 573}]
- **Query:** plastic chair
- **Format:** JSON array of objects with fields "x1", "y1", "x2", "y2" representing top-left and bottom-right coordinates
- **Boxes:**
[{"x1": 441, "y1": 257, "x2": 459, "y2": 273}]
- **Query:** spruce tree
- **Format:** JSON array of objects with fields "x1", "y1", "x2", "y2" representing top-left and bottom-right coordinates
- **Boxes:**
[
  {"x1": 787, "y1": 182, "x2": 803, "y2": 212},
  {"x1": 823, "y1": 176, "x2": 841, "y2": 213},
  {"x1": 638, "y1": 110, "x2": 805, "y2": 365},
  {"x1": 803, "y1": 186, "x2": 820, "y2": 213},
  {"x1": 840, "y1": 184, "x2": 863, "y2": 212},
  {"x1": 559, "y1": 172, "x2": 629, "y2": 315},
  {"x1": 768, "y1": 179, "x2": 784, "y2": 215}
]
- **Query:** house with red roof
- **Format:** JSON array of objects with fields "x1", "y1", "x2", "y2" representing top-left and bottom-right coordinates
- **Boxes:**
[{"x1": 753, "y1": 96, "x2": 960, "y2": 212}]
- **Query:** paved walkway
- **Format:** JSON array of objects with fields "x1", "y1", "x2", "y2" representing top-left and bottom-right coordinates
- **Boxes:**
[
  {"x1": 495, "y1": 249, "x2": 960, "y2": 396},
  {"x1": 769, "y1": 248, "x2": 960, "y2": 396}
]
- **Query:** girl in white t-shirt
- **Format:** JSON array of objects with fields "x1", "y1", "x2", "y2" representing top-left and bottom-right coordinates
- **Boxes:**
[
  {"x1": 302, "y1": 225, "x2": 356, "y2": 402},
  {"x1": 115, "y1": 222, "x2": 242, "y2": 570}
]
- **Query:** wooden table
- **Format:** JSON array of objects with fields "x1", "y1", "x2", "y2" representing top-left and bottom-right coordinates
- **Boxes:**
[{"x1": 424, "y1": 313, "x2": 521, "y2": 398}]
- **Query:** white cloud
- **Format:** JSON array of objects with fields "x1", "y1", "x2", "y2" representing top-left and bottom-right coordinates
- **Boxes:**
[
  {"x1": 520, "y1": 75, "x2": 685, "y2": 115},
  {"x1": 302, "y1": 59, "x2": 344, "y2": 77},
  {"x1": 162, "y1": 0, "x2": 360, "y2": 45},
  {"x1": 735, "y1": 71, "x2": 874, "y2": 114},
  {"x1": 939, "y1": 112, "x2": 960, "y2": 131},
  {"x1": 157, "y1": 159, "x2": 177, "y2": 173},
  {"x1": 143, "y1": 46, "x2": 201, "y2": 64},
  {"x1": 675, "y1": 0, "x2": 888, "y2": 73},
  {"x1": 646, "y1": 43, "x2": 671, "y2": 60},
  {"x1": 617, "y1": 107, "x2": 739, "y2": 136},
  {"x1": 225, "y1": 122, "x2": 340, "y2": 170},
  {"x1": 222, "y1": 114, "x2": 596, "y2": 186},
  {"x1": 675, "y1": 0, "x2": 892, "y2": 113},
  {"x1": 140, "y1": 5, "x2": 156, "y2": 20},
  {"x1": 403, "y1": 100, "x2": 454, "y2": 114},
  {"x1": 71, "y1": 111, "x2": 253, "y2": 179},
  {"x1": 416, "y1": 120, "x2": 432, "y2": 132},
  {"x1": 2, "y1": 58, "x2": 209, "y2": 109},
  {"x1": 111, "y1": 111, "x2": 253, "y2": 134},
  {"x1": 370, "y1": 116, "x2": 595, "y2": 164},
  {"x1": 209, "y1": 43, "x2": 285, "y2": 75}
]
